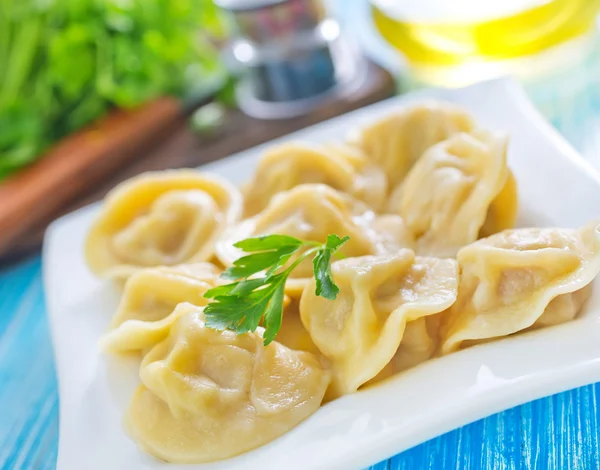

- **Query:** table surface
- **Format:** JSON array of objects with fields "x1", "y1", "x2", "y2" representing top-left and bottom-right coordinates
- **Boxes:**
[{"x1": 4, "y1": 21, "x2": 600, "y2": 470}]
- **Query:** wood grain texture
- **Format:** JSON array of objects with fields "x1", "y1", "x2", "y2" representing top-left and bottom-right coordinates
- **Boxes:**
[{"x1": 0, "y1": 98, "x2": 182, "y2": 258}]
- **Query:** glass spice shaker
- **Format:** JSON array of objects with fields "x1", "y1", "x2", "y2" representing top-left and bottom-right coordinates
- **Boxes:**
[{"x1": 215, "y1": 0, "x2": 367, "y2": 119}]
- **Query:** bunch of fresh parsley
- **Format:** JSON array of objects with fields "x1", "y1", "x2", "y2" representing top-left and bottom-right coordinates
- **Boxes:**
[
  {"x1": 0, "y1": 0, "x2": 228, "y2": 179},
  {"x1": 204, "y1": 234, "x2": 349, "y2": 345}
]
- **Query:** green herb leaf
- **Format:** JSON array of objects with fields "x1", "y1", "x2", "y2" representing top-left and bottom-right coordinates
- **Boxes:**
[
  {"x1": 203, "y1": 234, "x2": 349, "y2": 345},
  {"x1": 313, "y1": 235, "x2": 350, "y2": 300},
  {"x1": 261, "y1": 282, "x2": 286, "y2": 345},
  {"x1": 204, "y1": 277, "x2": 266, "y2": 299},
  {"x1": 204, "y1": 276, "x2": 283, "y2": 334},
  {"x1": 234, "y1": 234, "x2": 304, "y2": 252},
  {"x1": 326, "y1": 234, "x2": 351, "y2": 252},
  {"x1": 204, "y1": 294, "x2": 266, "y2": 333},
  {"x1": 312, "y1": 249, "x2": 337, "y2": 300},
  {"x1": 221, "y1": 234, "x2": 306, "y2": 281},
  {"x1": 221, "y1": 244, "x2": 300, "y2": 281}
]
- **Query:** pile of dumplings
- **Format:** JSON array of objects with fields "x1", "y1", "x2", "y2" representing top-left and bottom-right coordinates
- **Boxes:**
[{"x1": 84, "y1": 101, "x2": 600, "y2": 464}]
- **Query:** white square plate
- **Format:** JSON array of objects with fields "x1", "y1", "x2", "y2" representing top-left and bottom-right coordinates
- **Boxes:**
[{"x1": 44, "y1": 77, "x2": 600, "y2": 470}]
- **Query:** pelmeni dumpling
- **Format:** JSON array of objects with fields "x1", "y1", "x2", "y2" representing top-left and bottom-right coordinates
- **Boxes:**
[
  {"x1": 243, "y1": 142, "x2": 387, "y2": 215},
  {"x1": 85, "y1": 170, "x2": 242, "y2": 279},
  {"x1": 440, "y1": 223, "x2": 600, "y2": 354},
  {"x1": 216, "y1": 184, "x2": 414, "y2": 295},
  {"x1": 100, "y1": 263, "x2": 221, "y2": 353},
  {"x1": 348, "y1": 101, "x2": 474, "y2": 188},
  {"x1": 300, "y1": 251, "x2": 458, "y2": 398},
  {"x1": 276, "y1": 299, "x2": 321, "y2": 356},
  {"x1": 367, "y1": 316, "x2": 440, "y2": 386},
  {"x1": 479, "y1": 170, "x2": 519, "y2": 238},
  {"x1": 388, "y1": 130, "x2": 517, "y2": 257},
  {"x1": 126, "y1": 305, "x2": 330, "y2": 463}
]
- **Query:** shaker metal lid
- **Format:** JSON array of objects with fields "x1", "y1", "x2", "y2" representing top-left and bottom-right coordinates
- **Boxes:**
[{"x1": 213, "y1": 0, "x2": 288, "y2": 11}]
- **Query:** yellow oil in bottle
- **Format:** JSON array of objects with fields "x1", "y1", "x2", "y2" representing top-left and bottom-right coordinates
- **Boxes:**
[{"x1": 372, "y1": 0, "x2": 600, "y2": 66}]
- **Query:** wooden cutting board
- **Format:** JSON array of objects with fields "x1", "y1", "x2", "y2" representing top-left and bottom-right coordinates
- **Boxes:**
[{"x1": 0, "y1": 60, "x2": 395, "y2": 265}]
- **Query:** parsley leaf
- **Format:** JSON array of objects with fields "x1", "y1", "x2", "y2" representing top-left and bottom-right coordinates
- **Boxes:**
[
  {"x1": 313, "y1": 235, "x2": 350, "y2": 300},
  {"x1": 203, "y1": 234, "x2": 349, "y2": 345},
  {"x1": 221, "y1": 235, "x2": 305, "y2": 280},
  {"x1": 233, "y1": 234, "x2": 304, "y2": 252},
  {"x1": 204, "y1": 275, "x2": 284, "y2": 334},
  {"x1": 262, "y1": 282, "x2": 286, "y2": 345}
]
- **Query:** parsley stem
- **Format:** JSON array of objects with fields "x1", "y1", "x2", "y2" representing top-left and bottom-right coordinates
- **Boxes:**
[{"x1": 281, "y1": 246, "x2": 321, "y2": 277}]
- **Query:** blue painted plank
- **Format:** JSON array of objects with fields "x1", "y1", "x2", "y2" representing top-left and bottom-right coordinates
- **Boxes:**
[{"x1": 0, "y1": 258, "x2": 59, "y2": 470}]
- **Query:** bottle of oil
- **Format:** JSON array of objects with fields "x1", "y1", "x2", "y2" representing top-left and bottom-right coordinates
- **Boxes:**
[{"x1": 371, "y1": 0, "x2": 600, "y2": 85}]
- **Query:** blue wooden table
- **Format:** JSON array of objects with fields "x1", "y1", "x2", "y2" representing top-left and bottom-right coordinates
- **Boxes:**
[{"x1": 3, "y1": 31, "x2": 600, "y2": 470}]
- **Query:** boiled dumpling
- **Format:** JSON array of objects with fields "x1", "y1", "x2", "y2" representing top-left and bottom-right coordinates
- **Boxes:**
[
  {"x1": 126, "y1": 305, "x2": 331, "y2": 463},
  {"x1": 440, "y1": 223, "x2": 600, "y2": 354},
  {"x1": 479, "y1": 170, "x2": 518, "y2": 238},
  {"x1": 100, "y1": 263, "x2": 221, "y2": 353},
  {"x1": 300, "y1": 251, "x2": 458, "y2": 398},
  {"x1": 348, "y1": 101, "x2": 474, "y2": 188},
  {"x1": 85, "y1": 170, "x2": 242, "y2": 279},
  {"x1": 275, "y1": 299, "x2": 321, "y2": 356},
  {"x1": 387, "y1": 130, "x2": 517, "y2": 257},
  {"x1": 243, "y1": 142, "x2": 387, "y2": 215},
  {"x1": 216, "y1": 184, "x2": 414, "y2": 295},
  {"x1": 367, "y1": 316, "x2": 440, "y2": 386}
]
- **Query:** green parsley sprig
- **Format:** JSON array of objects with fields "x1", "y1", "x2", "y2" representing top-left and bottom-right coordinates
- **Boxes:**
[{"x1": 203, "y1": 234, "x2": 350, "y2": 345}]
